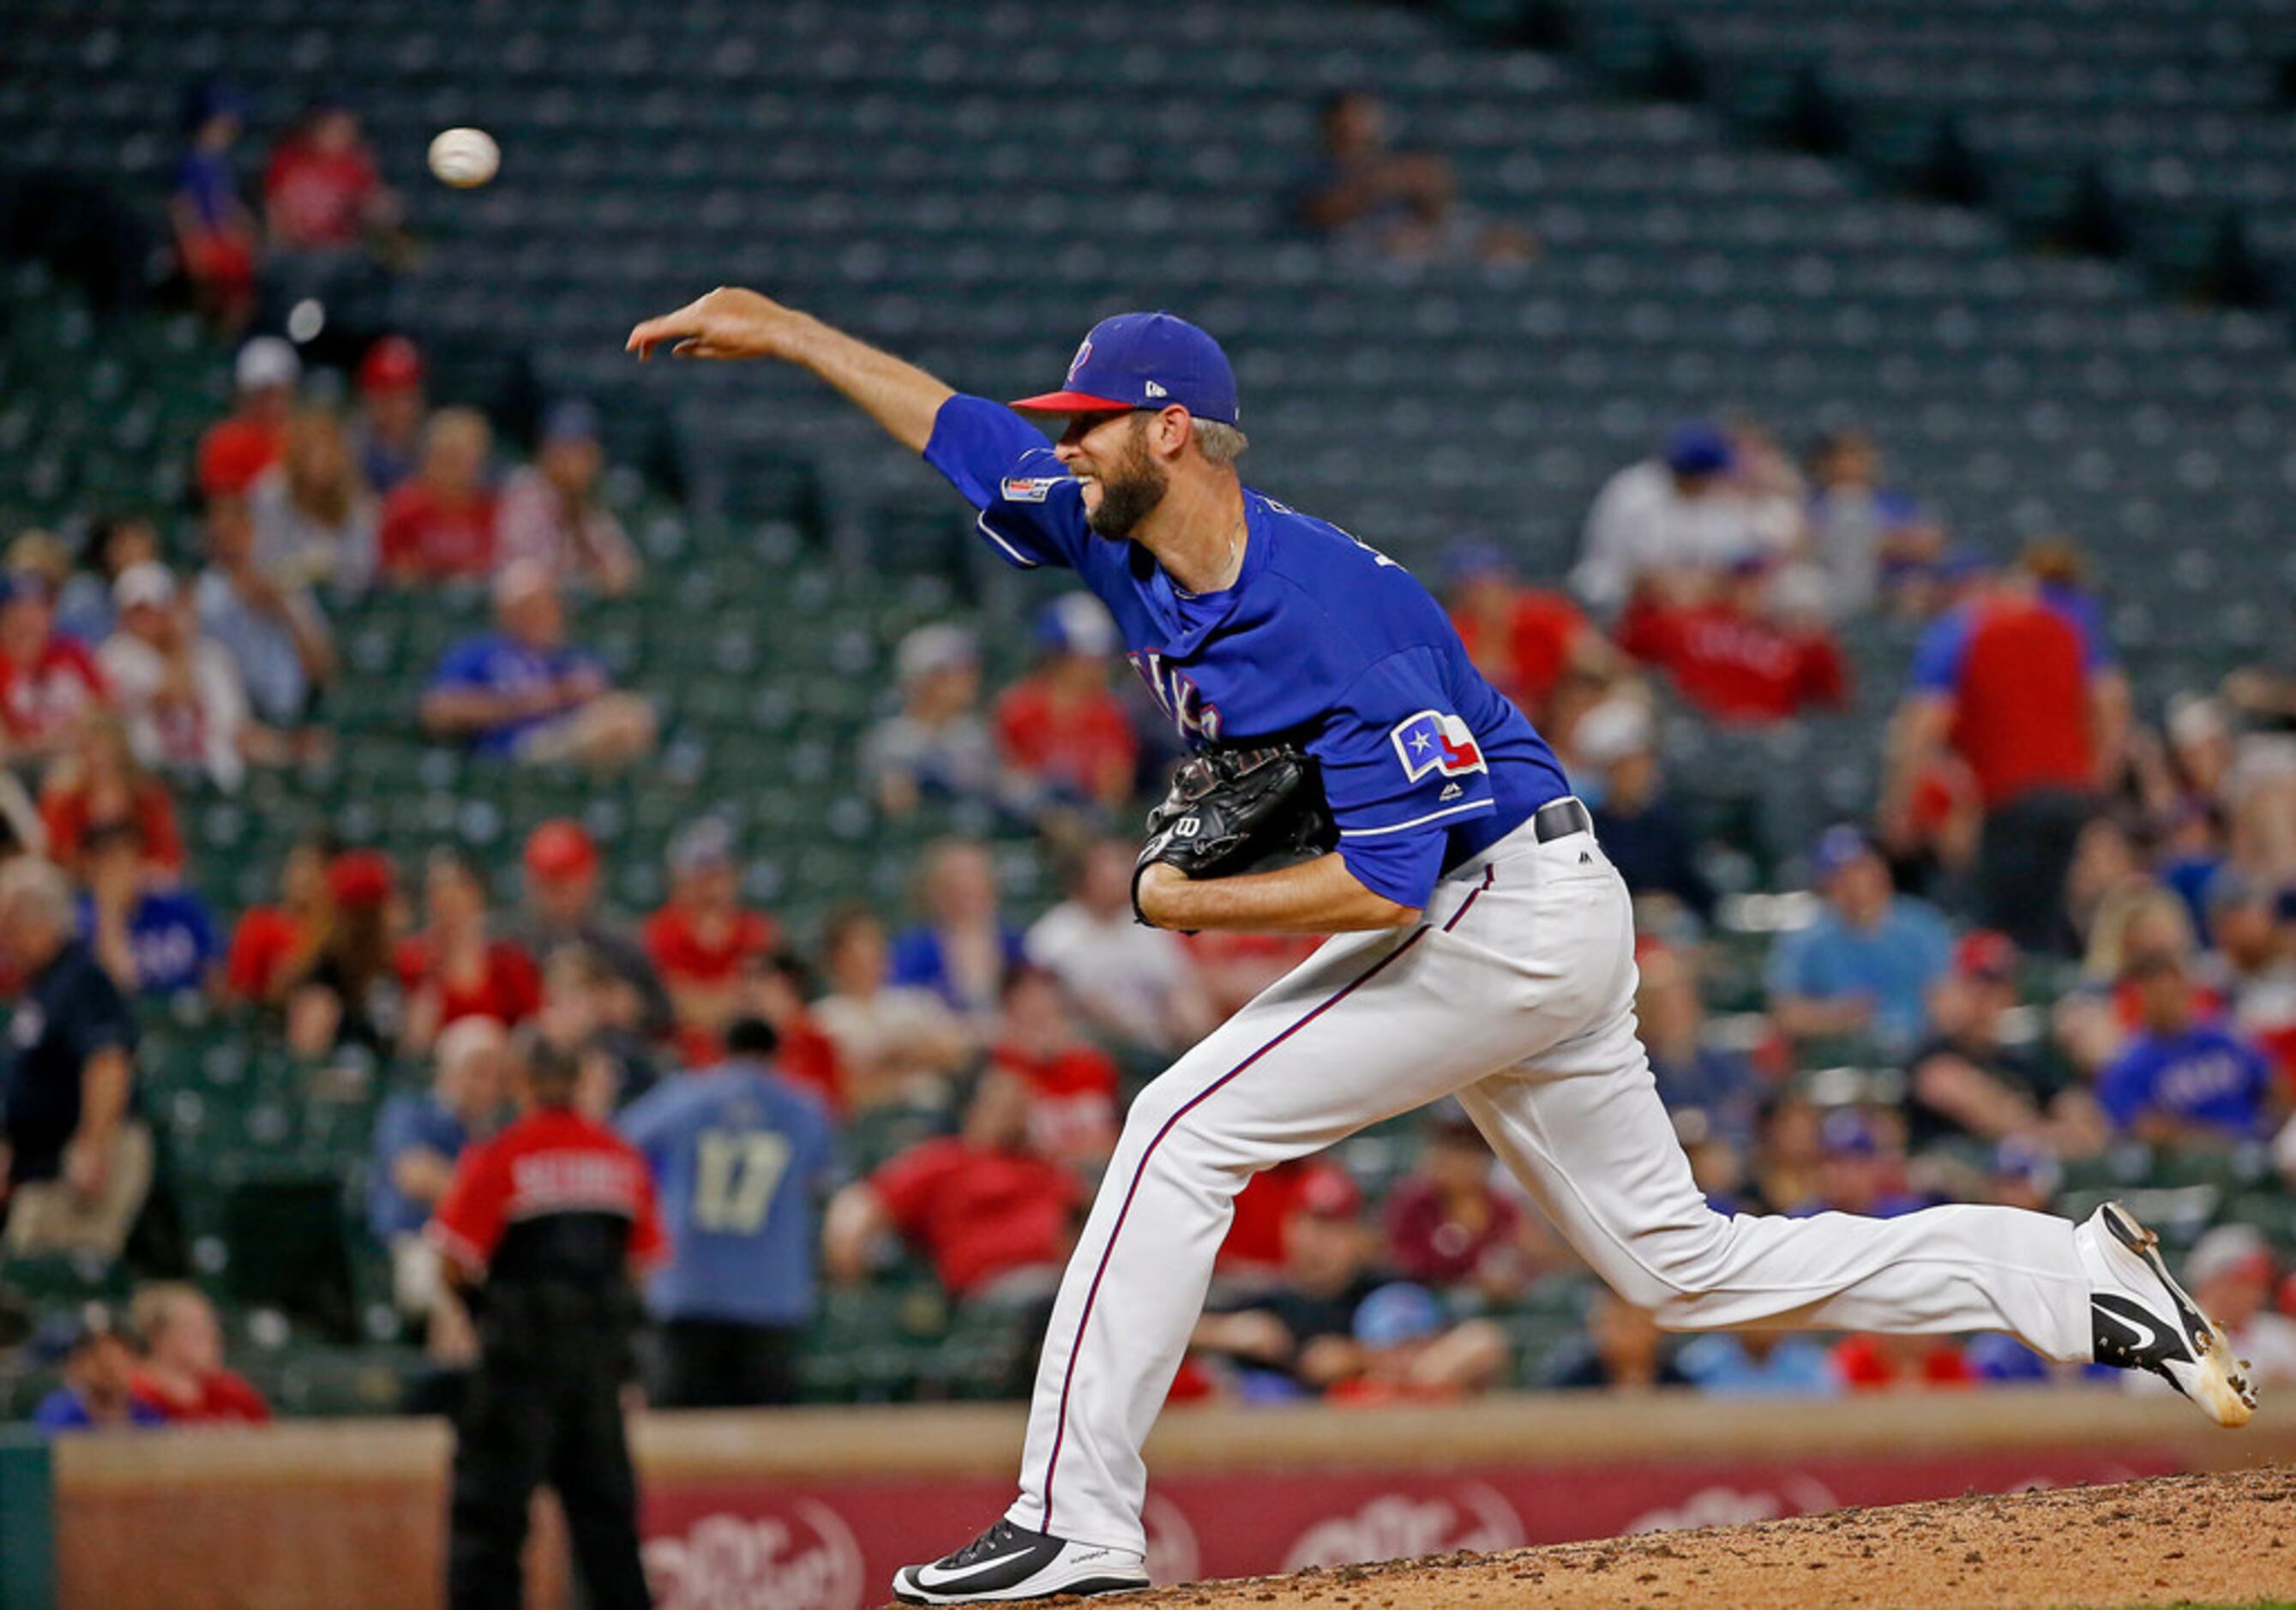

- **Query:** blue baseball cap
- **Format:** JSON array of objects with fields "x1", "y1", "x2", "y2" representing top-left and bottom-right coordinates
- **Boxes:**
[
  {"x1": 1010, "y1": 312, "x2": 1241, "y2": 425},
  {"x1": 1663, "y1": 423, "x2": 1734, "y2": 478},
  {"x1": 1810, "y1": 822, "x2": 1876, "y2": 882},
  {"x1": 1353, "y1": 1282, "x2": 1446, "y2": 1349}
]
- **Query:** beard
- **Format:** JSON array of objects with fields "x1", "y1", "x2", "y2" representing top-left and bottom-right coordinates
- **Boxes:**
[{"x1": 1083, "y1": 419, "x2": 1169, "y2": 540}]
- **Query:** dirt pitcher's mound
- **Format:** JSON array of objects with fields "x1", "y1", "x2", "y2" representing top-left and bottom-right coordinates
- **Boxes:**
[{"x1": 1072, "y1": 1466, "x2": 2296, "y2": 1609}]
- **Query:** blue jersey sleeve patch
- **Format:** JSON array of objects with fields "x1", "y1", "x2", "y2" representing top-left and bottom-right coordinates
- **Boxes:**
[
  {"x1": 1312, "y1": 650, "x2": 1500, "y2": 910},
  {"x1": 922, "y1": 394, "x2": 1091, "y2": 571}
]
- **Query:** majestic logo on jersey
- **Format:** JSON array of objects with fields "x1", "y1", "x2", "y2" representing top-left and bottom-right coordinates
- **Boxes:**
[
  {"x1": 1000, "y1": 475, "x2": 1065, "y2": 503},
  {"x1": 1391, "y1": 711, "x2": 1486, "y2": 782}
]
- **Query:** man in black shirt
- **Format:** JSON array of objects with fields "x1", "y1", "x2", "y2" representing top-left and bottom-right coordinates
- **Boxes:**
[
  {"x1": 1, "y1": 857, "x2": 148, "y2": 1259},
  {"x1": 1905, "y1": 930, "x2": 2106, "y2": 1156},
  {"x1": 1190, "y1": 1165, "x2": 1505, "y2": 1401}
]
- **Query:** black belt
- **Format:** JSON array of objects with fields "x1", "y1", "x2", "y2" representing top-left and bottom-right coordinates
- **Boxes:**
[{"x1": 1531, "y1": 796, "x2": 1593, "y2": 843}]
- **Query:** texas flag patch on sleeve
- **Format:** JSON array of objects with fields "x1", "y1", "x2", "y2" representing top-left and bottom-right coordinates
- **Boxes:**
[
  {"x1": 1000, "y1": 475, "x2": 1067, "y2": 503},
  {"x1": 1391, "y1": 711, "x2": 1487, "y2": 781}
]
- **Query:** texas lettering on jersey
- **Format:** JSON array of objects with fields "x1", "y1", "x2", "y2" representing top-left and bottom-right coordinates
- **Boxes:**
[{"x1": 1129, "y1": 649, "x2": 1223, "y2": 743}]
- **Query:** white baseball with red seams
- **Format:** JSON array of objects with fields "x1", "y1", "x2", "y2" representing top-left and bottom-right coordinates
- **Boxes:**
[{"x1": 1003, "y1": 813, "x2": 2105, "y2": 1556}]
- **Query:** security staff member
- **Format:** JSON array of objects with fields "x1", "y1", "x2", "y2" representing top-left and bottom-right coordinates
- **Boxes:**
[{"x1": 429, "y1": 1040, "x2": 662, "y2": 1610}]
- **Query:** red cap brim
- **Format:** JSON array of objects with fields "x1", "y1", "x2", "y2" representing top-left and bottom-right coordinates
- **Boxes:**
[{"x1": 1007, "y1": 390, "x2": 1134, "y2": 415}]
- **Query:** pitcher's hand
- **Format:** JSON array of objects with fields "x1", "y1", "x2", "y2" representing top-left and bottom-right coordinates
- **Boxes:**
[{"x1": 626, "y1": 285, "x2": 810, "y2": 362}]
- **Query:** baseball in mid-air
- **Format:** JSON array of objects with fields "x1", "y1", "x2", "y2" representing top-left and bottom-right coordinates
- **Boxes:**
[{"x1": 427, "y1": 126, "x2": 500, "y2": 188}]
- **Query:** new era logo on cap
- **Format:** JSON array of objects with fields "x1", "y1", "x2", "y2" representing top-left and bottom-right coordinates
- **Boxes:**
[{"x1": 1011, "y1": 311, "x2": 1240, "y2": 424}]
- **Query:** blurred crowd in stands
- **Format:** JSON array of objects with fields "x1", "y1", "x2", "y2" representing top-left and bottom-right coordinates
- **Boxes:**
[{"x1": 10, "y1": 84, "x2": 2296, "y2": 1420}]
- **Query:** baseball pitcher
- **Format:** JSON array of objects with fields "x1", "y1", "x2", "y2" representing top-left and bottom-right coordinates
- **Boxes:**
[{"x1": 627, "y1": 291, "x2": 2253, "y2": 1605}]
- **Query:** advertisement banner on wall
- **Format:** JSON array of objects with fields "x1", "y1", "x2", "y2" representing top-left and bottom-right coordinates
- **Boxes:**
[{"x1": 636, "y1": 1447, "x2": 2184, "y2": 1610}]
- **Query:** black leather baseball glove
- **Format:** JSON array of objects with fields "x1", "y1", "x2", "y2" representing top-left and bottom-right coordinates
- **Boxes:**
[{"x1": 1132, "y1": 745, "x2": 1338, "y2": 923}]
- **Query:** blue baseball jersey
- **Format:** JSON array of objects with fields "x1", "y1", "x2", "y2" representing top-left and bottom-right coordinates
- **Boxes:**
[
  {"x1": 616, "y1": 1060, "x2": 839, "y2": 1328},
  {"x1": 2095, "y1": 1021, "x2": 2274, "y2": 1138},
  {"x1": 925, "y1": 396, "x2": 1570, "y2": 909}
]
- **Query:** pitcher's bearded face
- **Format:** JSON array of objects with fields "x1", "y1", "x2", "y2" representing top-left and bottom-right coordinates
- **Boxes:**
[{"x1": 1062, "y1": 412, "x2": 1168, "y2": 540}]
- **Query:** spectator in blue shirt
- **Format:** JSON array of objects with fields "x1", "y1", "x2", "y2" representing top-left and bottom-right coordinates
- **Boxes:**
[
  {"x1": 1638, "y1": 942, "x2": 1762, "y2": 1146},
  {"x1": 889, "y1": 838, "x2": 1025, "y2": 1025},
  {"x1": 2096, "y1": 950, "x2": 2279, "y2": 1145},
  {"x1": 167, "y1": 82, "x2": 259, "y2": 333},
  {"x1": 195, "y1": 484, "x2": 336, "y2": 730},
  {"x1": 78, "y1": 821, "x2": 220, "y2": 1000},
  {"x1": 418, "y1": 561, "x2": 654, "y2": 770},
  {"x1": 617, "y1": 1016, "x2": 839, "y2": 1408},
  {"x1": 1674, "y1": 1331, "x2": 1840, "y2": 1397},
  {"x1": 30, "y1": 1306, "x2": 164, "y2": 1434},
  {"x1": 1767, "y1": 825, "x2": 1953, "y2": 1059},
  {"x1": 368, "y1": 1016, "x2": 507, "y2": 1334}
]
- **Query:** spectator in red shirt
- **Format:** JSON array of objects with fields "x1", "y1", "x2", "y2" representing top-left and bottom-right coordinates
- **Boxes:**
[
  {"x1": 1445, "y1": 541, "x2": 1617, "y2": 724},
  {"x1": 1, "y1": 570, "x2": 108, "y2": 763},
  {"x1": 398, "y1": 850, "x2": 543, "y2": 1051},
  {"x1": 1217, "y1": 1161, "x2": 1311, "y2": 1281},
  {"x1": 126, "y1": 1283, "x2": 270, "y2": 1423},
  {"x1": 733, "y1": 949, "x2": 847, "y2": 1115},
  {"x1": 1614, "y1": 554, "x2": 1848, "y2": 724},
  {"x1": 825, "y1": 1071, "x2": 1082, "y2": 1306},
  {"x1": 1384, "y1": 1107, "x2": 1538, "y2": 1301},
  {"x1": 224, "y1": 833, "x2": 334, "y2": 1006},
  {"x1": 263, "y1": 103, "x2": 401, "y2": 254},
  {"x1": 989, "y1": 966, "x2": 1120, "y2": 1169},
  {"x1": 643, "y1": 817, "x2": 778, "y2": 1055},
  {"x1": 280, "y1": 849, "x2": 400, "y2": 1059},
  {"x1": 352, "y1": 335, "x2": 428, "y2": 496},
  {"x1": 197, "y1": 336, "x2": 300, "y2": 502},
  {"x1": 995, "y1": 593, "x2": 1139, "y2": 817},
  {"x1": 1184, "y1": 929, "x2": 1324, "y2": 1024},
  {"x1": 1830, "y1": 1331, "x2": 1974, "y2": 1391},
  {"x1": 380, "y1": 408, "x2": 498, "y2": 582},
  {"x1": 1884, "y1": 548, "x2": 2129, "y2": 953},
  {"x1": 36, "y1": 719, "x2": 179, "y2": 877}
]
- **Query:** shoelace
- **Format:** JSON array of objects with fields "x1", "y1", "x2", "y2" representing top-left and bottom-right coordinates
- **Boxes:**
[{"x1": 947, "y1": 1521, "x2": 1019, "y2": 1567}]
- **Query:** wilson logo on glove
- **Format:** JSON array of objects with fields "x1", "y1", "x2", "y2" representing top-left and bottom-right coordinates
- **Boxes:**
[{"x1": 1132, "y1": 746, "x2": 1338, "y2": 928}]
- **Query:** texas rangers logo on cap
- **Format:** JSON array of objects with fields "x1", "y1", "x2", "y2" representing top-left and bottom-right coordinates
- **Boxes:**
[
  {"x1": 1011, "y1": 311, "x2": 1241, "y2": 425},
  {"x1": 1391, "y1": 712, "x2": 1487, "y2": 783}
]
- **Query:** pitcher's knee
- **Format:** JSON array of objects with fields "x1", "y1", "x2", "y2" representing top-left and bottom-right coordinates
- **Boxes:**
[{"x1": 1596, "y1": 1208, "x2": 1739, "y2": 1316}]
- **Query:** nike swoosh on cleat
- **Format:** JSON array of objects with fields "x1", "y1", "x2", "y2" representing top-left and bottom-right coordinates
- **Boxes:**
[{"x1": 917, "y1": 1548, "x2": 1056, "y2": 1588}]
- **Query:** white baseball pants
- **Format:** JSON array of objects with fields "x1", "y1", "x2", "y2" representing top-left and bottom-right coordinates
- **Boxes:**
[{"x1": 1007, "y1": 817, "x2": 2097, "y2": 1557}]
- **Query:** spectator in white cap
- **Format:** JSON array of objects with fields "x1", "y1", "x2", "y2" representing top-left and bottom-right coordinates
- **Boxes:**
[
  {"x1": 98, "y1": 562, "x2": 269, "y2": 791},
  {"x1": 862, "y1": 622, "x2": 1003, "y2": 818},
  {"x1": 995, "y1": 593, "x2": 1139, "y2": 818},
  {"x1": 1579, "y1": 698, "x2": 1715, "y2": 924},
  {"x1": 197, "y1": 335, "x2": 302, "y2": 502},
  {"x1": 496, "y1": 400, "x2": 641, "y2": 598},
  {"x1": 419, "y1": 560, "x2": 655, "y2": 770}
]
